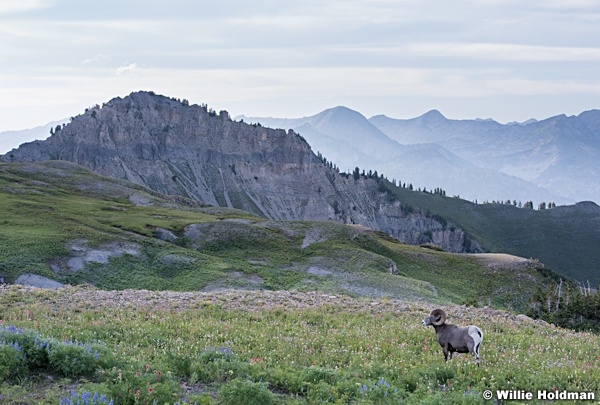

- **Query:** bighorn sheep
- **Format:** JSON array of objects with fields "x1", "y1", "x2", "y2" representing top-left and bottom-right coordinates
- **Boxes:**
[{"x1": 422, "y1": 309, "x2": 482, "y2": 366}]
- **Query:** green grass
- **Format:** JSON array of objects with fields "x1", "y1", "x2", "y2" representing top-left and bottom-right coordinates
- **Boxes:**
[
  {"x1": 1, "y1": 286, "x2": 599, "y2": 404},
  {"x1": 383, "y1": 182, "x2": 600, "y2": 285},
  {"x1": 0, "y1": 162, "x2": 561, "y2": 311},
  {"x1": 1, "y1": 161, "x2": 598, "y2": 404}
]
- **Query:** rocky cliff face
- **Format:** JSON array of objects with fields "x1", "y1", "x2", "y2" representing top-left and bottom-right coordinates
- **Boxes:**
[{"x1": 2, "y1": 91, "x2": 480, "y2": 253}]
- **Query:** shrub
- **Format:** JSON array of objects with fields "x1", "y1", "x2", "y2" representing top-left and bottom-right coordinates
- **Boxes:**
[
  {"x1": 47, "y1": 340, "x2": 114, "y2": 378},
  {"x1": 0, "y1": 325, "x2": 117, "y2": 379},
  {"x1": 218, "y1": 379, "x2": 275, "y2": 405},
  {"x1": 99, "y1": 364, "x2": 181, "y2": 405},
  {"x1": 0, "y1": 343, "x2": 27, "y2": 381},
  {"x1": 357, "y1": 377, "x2": 404, "y2": 403},
  {"x1": 299, "y1": 366, "x2": 337, "y2": 386},
  {"x1": 305, "y1": 381, "x2": 341, "y2": 403},
  {"x1": 165, "y1": 352, "x2": 194, "y2": 378},
  {"x1": 190, "y1": 346, "x2": 250, "y2": 383},
  {"x1": 0, "y1": 325, "x2": 49, "y2": 369}
]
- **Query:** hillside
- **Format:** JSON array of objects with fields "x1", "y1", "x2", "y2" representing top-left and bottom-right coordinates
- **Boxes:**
[
  {"x1": 379, "y1": 184, "x2": 600, "y2": 285},
  {"x1": 1, "y1": 92, "x2": 473, "y2": 253},
  {"x1": 2, "y1": 91, "x2": 600, "y2": 284},
  {"x1": 0, "y1": 161, "x2": 558, "y2": 310}
]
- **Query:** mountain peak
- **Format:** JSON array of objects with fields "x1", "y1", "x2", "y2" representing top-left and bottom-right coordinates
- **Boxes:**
[
  {"x1": 415, "y1": 109, "x2": 447, "y2": 126},
  {"x1": 328, "y1": 105, "x2": 357, "y2": 113},
  {"x1": 310, "y1": 106, "x2": 369, "y2": 128},
  {"x1": 423, "y1": 109, "x2": 445, "y2": 118},
  {"x1": 318, "y1": 105, "x2": 365, "y2": 119},
  {"x1": 103, "y1": 91, "x2": 194, "y2": 113},
  {"x1": 420, "y1": 109, "x2": 446, "y2": 121}
]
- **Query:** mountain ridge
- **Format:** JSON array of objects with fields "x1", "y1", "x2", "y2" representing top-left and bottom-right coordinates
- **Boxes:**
[
  {"x1": 369, "y1": 109, "x2": 600, "y2": 204},
  {"x1": 245, "y1": 107, "x2": 569, "y2": 204},
  {"x1": 1, "y1": 91, "x2": 477, "y2": 253},
  {"x1": 3, "y1": 91, "x2": 600, "y2": 284},
  {"x1": 7, "y1": 105, "x2": 598, "y2": 205}
]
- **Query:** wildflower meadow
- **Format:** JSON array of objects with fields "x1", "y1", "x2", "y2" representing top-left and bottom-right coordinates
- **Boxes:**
[{"x1": 1, "y1": 285, "x2": 599, "y2": 404}]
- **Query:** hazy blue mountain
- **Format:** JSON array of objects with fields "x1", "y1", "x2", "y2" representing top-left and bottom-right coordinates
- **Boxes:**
[
  {"x1": 370, "y1": 110, "x2": 600, "y2": 204},
  {"x1": 241, "y1": 107, "x2": 566, "y2": 205},
  {"x1": 0, "y1": 120, "x2": 68, "y2": 154},
  {"x1": 241, "y1": 106, "x2": 401, "y2": 165}
]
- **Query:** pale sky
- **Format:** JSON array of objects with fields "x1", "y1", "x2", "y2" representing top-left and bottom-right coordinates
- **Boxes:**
[{"x1": 1, "y1": 0, "x2": 600, "y2": 131}]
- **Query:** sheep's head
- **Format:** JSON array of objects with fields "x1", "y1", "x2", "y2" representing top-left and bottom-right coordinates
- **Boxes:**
[{"x1": 422, "y1": 309, "x2": 447, "y2": 326}]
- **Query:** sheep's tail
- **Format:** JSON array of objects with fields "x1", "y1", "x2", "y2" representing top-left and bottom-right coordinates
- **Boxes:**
[{"x1": 468, "y1": 326, "x2": 483, "y2": 360}]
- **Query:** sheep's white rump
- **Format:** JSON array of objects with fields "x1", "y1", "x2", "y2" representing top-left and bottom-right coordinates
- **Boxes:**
[{"x1": 467, "y1": 325, "x2": 483, "y2": 358}]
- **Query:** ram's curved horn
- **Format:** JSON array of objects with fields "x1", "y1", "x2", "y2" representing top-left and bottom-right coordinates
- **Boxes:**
[{"x1": 429, "y1": 308, "x2": 446, "y2": 326}]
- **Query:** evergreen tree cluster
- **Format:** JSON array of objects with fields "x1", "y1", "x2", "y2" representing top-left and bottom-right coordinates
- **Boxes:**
[
  {"x1": 477, "y1": 199, "x2": 557, "y2": 210},
  {"x1": 348, "y1": 166, "x2": 445, "y2": 197},
  {"x1": 317, "y1": 152, "x2": 340, "y2": 173}
]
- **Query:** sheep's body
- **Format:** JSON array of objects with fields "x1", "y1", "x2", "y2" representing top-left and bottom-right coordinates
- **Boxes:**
[
  {"x1": 422, "y1": 309, "x2": 482, "y2": 366},
  {"x1": 431, "y1": 323, "x2": 482, "y2": 363}
]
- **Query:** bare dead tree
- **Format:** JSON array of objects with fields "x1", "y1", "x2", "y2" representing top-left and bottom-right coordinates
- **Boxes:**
[{"x1": 555, "y1": 279, "x2": 562, "y2": 313}]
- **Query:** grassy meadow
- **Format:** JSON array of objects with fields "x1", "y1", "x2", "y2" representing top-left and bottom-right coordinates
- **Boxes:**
[
  {"x1": 1, "y1": 286, "x2": 599, "y2": 404},
  {"x1": 2, "y1": 162, "x2": 599, "y2": 403}
]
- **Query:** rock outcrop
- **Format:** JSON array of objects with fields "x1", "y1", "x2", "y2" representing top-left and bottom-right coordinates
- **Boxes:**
[
  {"x1": 15, "y1": 273, "x2": 64, "y2": 289},
  {"x1": 2, "y1": 91, "x2": 480, "y2": 252}
]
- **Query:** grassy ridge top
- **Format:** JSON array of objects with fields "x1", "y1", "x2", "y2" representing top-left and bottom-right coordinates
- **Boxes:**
[{"x1": 1, "y1": 161, "x2": 558, "y2": 310}]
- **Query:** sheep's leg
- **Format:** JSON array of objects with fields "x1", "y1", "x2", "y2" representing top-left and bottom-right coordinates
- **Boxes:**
[{"x1": 442, "y1": 346, "x2": 449, "y2": 362}]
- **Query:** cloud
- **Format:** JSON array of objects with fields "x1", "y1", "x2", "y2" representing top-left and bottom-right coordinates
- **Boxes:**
[
  {"x1": 542, "y1": 0, "x2": 600, "y2": 9},
  {"x1": 81, "y1": 54, "x2": 111, "y2": 65},
  {"x1": 407, "y1": 43, "x2": 600, "y2": 62},
  {"x1": 2, "y1": 0, "x2": 600, "y2": 130},
  {"x1": 101, "y1": 66, "x2": 600, "y2": 101},
  {"x1": 116, "y1": 63, "x2": 138, "y2": 76},
  {"x1": 0, "y1": 0, "x2": 49, "y2": 14}
]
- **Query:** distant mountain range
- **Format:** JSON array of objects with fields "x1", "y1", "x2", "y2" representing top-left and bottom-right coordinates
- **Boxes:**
[
  {"x1": 4, "y1": 105, "x2": 599, "y2": 206},
  {"x1": 2, "y1": 91, "x2": 600, "y2": 284},
  {"x1": 0, "y1": 119, "x2": 67, "y2": 155},
  {"x1": 240, "y1": 107, "x2": 600, "y2": 205}
]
